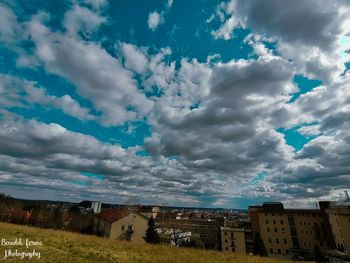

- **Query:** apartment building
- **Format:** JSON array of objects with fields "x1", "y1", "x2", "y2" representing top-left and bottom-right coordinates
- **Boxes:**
[
  {"x1": 221, "y1": 217, "x2": 254, "y2": 254},
  {"x1": 249, "y1": 202, "x2": 334, "y2": 259},
  {"x1": 325, "y1": 202, "x2": 350, "y2": 254}
]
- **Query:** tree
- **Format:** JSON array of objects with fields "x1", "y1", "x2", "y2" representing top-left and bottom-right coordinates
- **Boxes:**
[
  {"x1": 144, "y1": 217, "x2": 160, "y2": 244},
  {"x1": 253, "y1": 232, "x2": 267, "y2": 256}
]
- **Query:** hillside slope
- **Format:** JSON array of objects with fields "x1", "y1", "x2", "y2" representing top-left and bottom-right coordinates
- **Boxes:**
[{"x1": 0, "y1": 223, "x2": 301, "y2": 263}]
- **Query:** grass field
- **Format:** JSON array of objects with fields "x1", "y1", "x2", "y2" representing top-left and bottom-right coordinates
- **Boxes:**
[{"x1": 0, "y1": 222, "x2": 304, "y2": 263}]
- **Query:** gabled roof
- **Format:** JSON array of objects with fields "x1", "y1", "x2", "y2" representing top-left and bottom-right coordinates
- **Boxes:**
[{"x1": 96, "y1": 208, "x2": 128, "y2": 223}]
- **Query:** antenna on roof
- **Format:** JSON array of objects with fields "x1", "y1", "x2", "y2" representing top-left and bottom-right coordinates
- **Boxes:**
[{"x1": 345, "y1": 190, "x2": 350, "y2": 202}]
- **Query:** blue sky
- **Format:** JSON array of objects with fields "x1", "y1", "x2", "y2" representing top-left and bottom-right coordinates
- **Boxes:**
[{"x1": 0, "y1": 0, "x2": 350, "y2": 208}]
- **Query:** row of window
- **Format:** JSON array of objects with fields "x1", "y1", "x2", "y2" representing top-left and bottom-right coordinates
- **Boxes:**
[
  {"x1": 267, "y1": 227, "x2": 285, "y2": 233},
  {"x1": 264, "y1": 212, "x2": 322, "y2": 218},
  {"x1": 266, "y1": 219, "x2": 284, "y2": 225},
  {"x1": 269, "y1": 248, "x2": 289, "y2": 255},
  {"x1": 299, "y1": 221, "x2": 324, "y2": 227},
  {"x1": 268, "y1": 238, "x2": 287, "y2": 245}
]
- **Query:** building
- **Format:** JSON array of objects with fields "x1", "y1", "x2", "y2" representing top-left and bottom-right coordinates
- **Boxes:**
[
  {"x1": 221, "y1": 227, "x2": 247, "y2": 253},
  {"x1": 157, "y1": 217, "x2": 224, "y2": 249},
  {"x1": 93, "y1": 208, "x2": 150, "y2": 243},
  {"x1": 91, "y1": 201, "x2": 102, "y2": 214},
  {"x1": 325, "y1": 202, "x2": 350, "y2": 254},
  {"x1": 221, "y1": 218, "x2": 253, "y2": 254},
  {"x1": 249, "y1": 202, "x2": 334, "y2": 259}
]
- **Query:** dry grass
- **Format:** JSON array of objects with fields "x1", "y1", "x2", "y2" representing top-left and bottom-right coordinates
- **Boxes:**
[{"x1": 0, "y1": 222, "x2": 303, "y2": 263}]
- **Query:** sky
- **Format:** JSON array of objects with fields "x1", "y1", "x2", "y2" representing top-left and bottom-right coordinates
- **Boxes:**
[{"x1": 0, "y1": 0, "x2": 350, "y2": 208}]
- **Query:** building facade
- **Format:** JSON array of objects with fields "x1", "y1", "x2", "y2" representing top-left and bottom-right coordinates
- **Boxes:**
[
  {"x1": 157, "y1": 218, "x2": 223, "y2": 249},
  {"x1": 325, "y1": 202, "x2": 350, "y2": 254},
  {"x1": 93, "y1": 208, "x2": 150, "y2": 243},
  {"x1": 221, "y1": 218, "x2": 253, "y2": 254},
  {"x1": 249, "y1": 202, "x2": 335, "y2": 259}
]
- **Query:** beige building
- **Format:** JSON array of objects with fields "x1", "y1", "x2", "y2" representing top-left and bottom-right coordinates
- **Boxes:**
[
  {"x1": 221, "y1": 218, "x2": 253, "y2": 254},
  {"x1": 249, "y1": 202, "x2": 334, "y2": 259},
  {"x1": 221, "y1": 227, "x2": 246, "y2": 253},
  {"x1": 93, "y1": 208, "x2": 150, "y2": 243},
  {"x1": 326, "y1": 202, "x2": 350, "y2": 254}
]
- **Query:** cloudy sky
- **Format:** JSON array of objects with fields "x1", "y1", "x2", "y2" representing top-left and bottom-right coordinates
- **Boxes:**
[{"x1": 0, "y1": 0, "x2": 349, "y2": 208}]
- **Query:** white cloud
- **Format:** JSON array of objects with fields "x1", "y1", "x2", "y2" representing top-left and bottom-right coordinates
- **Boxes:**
[
  {"x1": 27, "y1": 16, "x2": 154, "y2": 126},
  {"x1": 120, "y1": 43, "x2": 148, "y2": 74},
  {"x1": 148, "y1": 11, "x2": 162, "y2": 31},
  {"x1": 79, "y1": 0, "x2": 108, "y2": 10},
  {"x1": 0, "y1": 4, "x2": 21, "y2": 43},
  {"x1": 210, "y1": 0, "x2": 350, "y2": 83},
  {"x1": 64, "y1": 5, "x2": 106, "y2": 36},
  {"x1": 0, "y1": 74, "x2": 95, "y2": 121}
]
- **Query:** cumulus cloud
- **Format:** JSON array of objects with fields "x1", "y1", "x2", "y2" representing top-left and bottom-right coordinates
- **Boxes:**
[
  {"x1": 148, "y1": 11, "x2": 162, "y2": 31},
  {"x1": 0, "y1": 111, "x2": 226, "y2": 206},
  {"x1": 0, "y1": 74, "x2": 95, "y2": 121},
  {"x1": 1, "y1": 0, "x2": 350, "y2": 207},
  {"x1": 27, "y1": 15, "x2": 153, "y2": 126},
  {"x1": 64, "y1": 5, "x2": 106, "y2": 36},
  {"x1": 0, "y1": 3, "x2": 22, "y2": 43},
  {"x1": 210, "y1": 0, "x2": 350, "y2": 82},
  {"x1": 147, "y1": 0, "x2": 174, "y2": 31}
]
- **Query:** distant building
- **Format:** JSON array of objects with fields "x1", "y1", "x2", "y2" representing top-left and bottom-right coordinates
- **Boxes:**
[
  {"x1": 157, "y1": 217, "x2": 224, "y2": 249},
  {"x1": 91, "y1": 201, "x2": 102, "y2": 214},
  {"x1": 151, "y1": 206, "x2": 160, "y2": 219},
  {"x1": 93, "y1": 208, "x2": 150, "y2": 243},
  {"x1": 249, "y1": 202, "x2": 335, "y2": 259}
]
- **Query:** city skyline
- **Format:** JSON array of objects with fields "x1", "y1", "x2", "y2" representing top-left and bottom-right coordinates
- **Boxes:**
[{"x1": 0, "y1": 0, "x2": 349, "y2": 208}]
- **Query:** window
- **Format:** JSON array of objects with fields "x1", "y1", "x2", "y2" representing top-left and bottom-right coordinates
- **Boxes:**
[
  {"x1": 281, "y1": 227, "x2": 285, "y2": 232},
  {"x1": 284, "y1": 239, "x2": 287, "y2": 244},
  {"x1": 274, "y1": 227, "x2": 277, "y2": 233},
  {"x1": 267, "y1": 227, "x2": 270, "y2": 232},
  {"x1": 225, "y1": 239, "x2": 228, "y2": 243},
  {"x1": 270, "y1": 248, "x2": 273, "y2": 254},
  {"x1": 286, "y1": 250, "x2": 289, "y2": 255},
  {"x1": 268, "y1": 238, "x2": 272, "y2": 243},
  {"x1": 273, "y1": 220, "x2": 276, "y2": 224},
  {"x1": 280, "y1": 220, "x2": 284, "y2": 224},
  {"x1": 266, "y1": 219, "x2": 269, "y2": 224},
  {"x1": 225, "y1": 231, "x2": 227, "y2": 235},
  {"x1": 276, "y1": 238, "x2": 279, "y2": 244},
  {"x1": 226, "y1": 247, "x2": 228, "y2": 251},
  {"x1": 277, "y1": 249, "x2": 281, "y2": 254}
]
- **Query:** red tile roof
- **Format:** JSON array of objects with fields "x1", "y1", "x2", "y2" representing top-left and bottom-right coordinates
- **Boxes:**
[{"x1": 96, "y1": 208, "x2": 128, "y2": 223}]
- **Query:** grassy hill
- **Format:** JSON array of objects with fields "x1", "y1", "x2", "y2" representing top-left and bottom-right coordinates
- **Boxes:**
[{"x1": 0, "y1": 223, "x2": 303, "y2": 263}]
